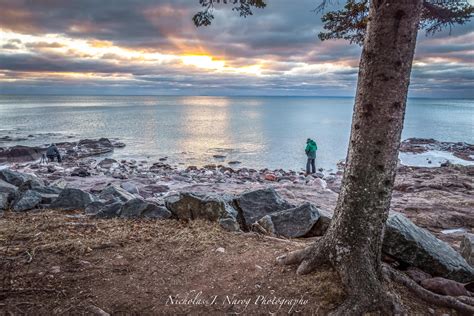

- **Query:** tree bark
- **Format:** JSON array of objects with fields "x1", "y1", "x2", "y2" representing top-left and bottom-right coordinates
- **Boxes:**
[{"x1": 278, "y1": 0, "x2": 424, "y2": 314}]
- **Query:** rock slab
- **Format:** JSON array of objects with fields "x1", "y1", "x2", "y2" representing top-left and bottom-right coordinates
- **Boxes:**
[
  {"x1": 460, "y1": 233, "x2": 473, "y2": 266},
  {"x1": 235, "y1": 188, "x2": 294, "y2": 228},
  {"x1": 383, "y1": 212, "x2": 474, "y2": 283},
  {"x1": 51, "y1": 188, "x2": 95, "y2": 210},
  {"x1": 165, "y1": 192, "x2": 239, "y2": 231},
  {"x1": 256, "y1": 203, "x2": 321, "y2": 238}
]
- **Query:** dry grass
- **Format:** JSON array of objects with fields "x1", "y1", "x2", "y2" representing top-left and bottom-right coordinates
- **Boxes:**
[{"x1": 0, "y1": 210, "x2": 456, "y2": 315}]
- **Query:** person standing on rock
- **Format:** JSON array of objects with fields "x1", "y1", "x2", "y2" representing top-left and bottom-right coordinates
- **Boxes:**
[
  {"x1": 46, "y1": 143, "x2": 61, "y2": 163},
  {"x1": 305, "y1": 138, "x2": 317, "y2": 175}
]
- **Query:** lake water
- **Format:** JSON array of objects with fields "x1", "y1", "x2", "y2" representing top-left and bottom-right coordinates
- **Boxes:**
[{"x1": 0, "y1": 95, "x2": 473, "y2": 171}]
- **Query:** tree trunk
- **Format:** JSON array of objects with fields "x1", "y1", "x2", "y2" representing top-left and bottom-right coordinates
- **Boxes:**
[{"x1": 278, "y1": 0, "x2": 423, "y2": 314}]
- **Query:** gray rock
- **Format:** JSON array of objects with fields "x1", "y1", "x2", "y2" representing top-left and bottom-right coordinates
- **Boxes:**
[
  {"x1": 235, "y1": 188, "x2": 294, "y2": 228},
  {"x1": 50, "y1": 188, "x2": 95, "y2": 210},
  {"x1": 0, "y1": 145, "x2": 44, "y2": 163},
  {"x1": 383, "y1": 212, "x2": 474, "y2": 283},
  {"x1": 71, "y1": 167, "x2": 91, "y2": 177},
  {"x1": 97, "y1": 158, "x2": 117, "y2": 169},
  {"x1": 0, "y1": 192, "x2": 9, "y2": 210},
  {"x1": 219, "y1": 217, "x2": 241, "y2": 232},
  {"x1": 144, "y1": 184, "x2": 169, "y2": 193},
  {"x1": 165, "y1": 192, "x2": 240, "y2": 230},
  {"x1": 99, "y1": 185, "x2": 135, "y2": 203},
  {"x1": 256, "y1": 203, "x2": 321, "y2": 238},
  {"x1": 0, "y1": 169, "x2": 44, "y2": 187},
  {"x1": 0, "y1": 179, "x2": 18, "y2": 195},
  {"x1": 119, "y1": 198, "x2": 171, "y2": 219},
  {"x1": 141, "y1": 204, "x2": 172, "y2": 219},
  {"x1": 12, "y1": 190, "x2": 43, "y2": 212},
  {"x1": 85, "y1": 201, "x2": 106, "y2": 215},
  {"x1": 95, "y1": 202, "x2": 123, "y2": 218},
  {"x1": 121, "y1": 182, "x2": 139, "y2": 195},
  {"x1": 460, "y1": 233, "x2": 473, "y2": 266},
  {"x1": 31, "y1": 185, "x2": 63, "y2": 195},
  {"x1": 306, "y1": 208, "x2": 333, "y2": 237}
]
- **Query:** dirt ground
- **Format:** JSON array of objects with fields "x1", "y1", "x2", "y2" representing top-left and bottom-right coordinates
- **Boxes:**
[{"x1": 0, "y1": 210, "x2": 456, "y2": 315}]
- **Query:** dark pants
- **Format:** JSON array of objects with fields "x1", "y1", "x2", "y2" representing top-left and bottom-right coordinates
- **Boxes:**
[
  {"x1": 47, "y1": 155, "x2": 62, "y2": 163},
  {"x1": 306, "y1": 158, "x2": 316, "y2": 174}
]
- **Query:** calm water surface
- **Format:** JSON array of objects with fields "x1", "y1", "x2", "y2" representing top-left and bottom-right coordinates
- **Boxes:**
[{"x1": 0, "y1": 95, "x2": 473, "y2": 170}]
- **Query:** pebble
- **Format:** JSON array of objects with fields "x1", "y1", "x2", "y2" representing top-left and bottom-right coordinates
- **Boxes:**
[{"x1": 215, "y1": 247, "x2": 225, "y2": 253}]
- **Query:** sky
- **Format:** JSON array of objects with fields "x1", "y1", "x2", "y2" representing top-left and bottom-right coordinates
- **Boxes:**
[{"x1": 0, "y1": 0, "x2": 473, "y2": 97}]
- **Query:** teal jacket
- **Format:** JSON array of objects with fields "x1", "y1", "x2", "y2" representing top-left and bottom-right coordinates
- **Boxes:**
[{"x1": 305, "y1": 139, "x2": 317, "y2": 159}]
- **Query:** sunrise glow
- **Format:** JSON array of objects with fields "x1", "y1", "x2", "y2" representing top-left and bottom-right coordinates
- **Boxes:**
[{"x1": 0, "y1": 1, "x2": 472, "y2": 97}]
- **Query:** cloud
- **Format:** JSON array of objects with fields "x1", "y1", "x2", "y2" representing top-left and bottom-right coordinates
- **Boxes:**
[{"x1": 0, "y1": 0, "x2": 472, "y2": 97}]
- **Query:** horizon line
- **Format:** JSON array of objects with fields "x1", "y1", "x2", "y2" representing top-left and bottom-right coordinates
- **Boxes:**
[{"x1": 1, "y1": 93, "x2": 472, "y2": 100}]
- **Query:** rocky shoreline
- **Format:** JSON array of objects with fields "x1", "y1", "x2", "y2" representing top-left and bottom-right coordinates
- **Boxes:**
[{"x1": 1, "y1": 137, "x2": 473, "y2": 293}]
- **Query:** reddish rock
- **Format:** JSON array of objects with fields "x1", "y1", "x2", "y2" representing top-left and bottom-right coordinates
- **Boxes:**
[
  {"x1": 264, "y1": 174, "x2": 277, "y2": 181},
  {"x1": 0, "y1": 146, "x2": 44, "y2": 163},
  {"x1": 421, "y1": 277, "x2": 469, "y2": 296}
]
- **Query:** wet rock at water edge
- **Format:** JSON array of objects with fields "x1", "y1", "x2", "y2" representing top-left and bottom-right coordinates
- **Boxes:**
[
  {"x1": 97, "y1": 158, "x2": 117, "y2": 169},
  {"x1": 0, "y1": 145, "x2": 45, "y2": 163}
]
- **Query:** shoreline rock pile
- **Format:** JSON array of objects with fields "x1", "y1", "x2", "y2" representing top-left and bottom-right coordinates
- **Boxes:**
[
  {"x1": 1, "y1": 166, "x2": 472, "y2": 285},
  {"x1": 1, "y1": 137, "x2": 473, "y2": 292}
]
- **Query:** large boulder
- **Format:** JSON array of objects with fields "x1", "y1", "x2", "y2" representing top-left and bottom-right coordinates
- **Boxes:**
[
  {"x1": 0, "y1": 145, "x2": 44, "y2": 163},
  {"x1": 305, "y1": 208, "x2": 333, "y2": 237},
  {"x1": 0, "y1": 179, "x2": 18, "y2": 195},
  {"x1": 235, "y1": 188, "x2": 295, "y2": 228},
  {"x1": 11, "y1": 189, "x2": 60, "y2": 212},
  {"x1": 11, "y1": 190, "x2": 43, "y2": 212},
  {"x1": 99, "y1": 185, "x2": 135, "y2": 203},
  {"x1": 0, "y1": 192, "x2": 9, "y2": 210},
  {"x1": 256, "y1": 203, "x2": 321, "y2": 238},
  {"x1": 119, "y1": 198, "x2": 171, "y2": 219},
  {"x1": 383, "y1": 212, "x2": 474, "y2": 283},
  {"x1": 0, "y1": 169, "x2": 44, "y2": 187},
  {"x1": 165, "y1": 192, "x2": 239, "y2": 231},
  {"x1": 85, "y1": 201, "x2": 106, "y2": 215},
  {"x1": 50, "y1": 188, "x2": 95, "y2": 210},
  {"x1": 460, "y1": 233, "x2": 473, "y2": 266},
  {"x1": 76, "y1": 138, "x2": 114, "y2": 158},
  {"x1": 95, "y1": 202, "x2": 123, "y2": 218}
]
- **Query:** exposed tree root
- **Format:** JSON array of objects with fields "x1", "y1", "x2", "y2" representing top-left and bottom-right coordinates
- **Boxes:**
[
  {"x1": 278, "y1": 243, "x2": 474, "y2": 315},
  {"x1": 277, "y1": 240, "x2": 402, "y2": 315},
  {"x1": 458, "y1": 296, "x2": 474, "y2": 306},
  {"x1": 382, "y1": 265, "x2": 474, "y2": 314}
]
